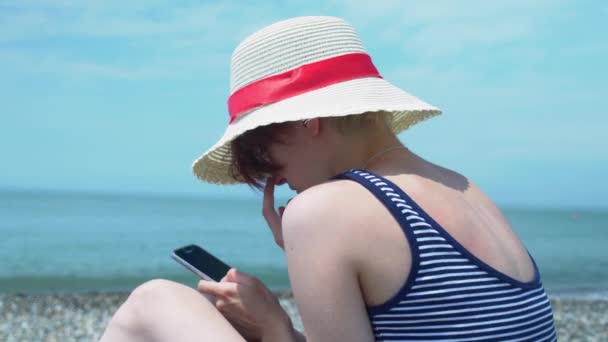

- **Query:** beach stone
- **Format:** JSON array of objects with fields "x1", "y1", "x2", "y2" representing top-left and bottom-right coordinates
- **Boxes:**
[{"x1": 0, "y1": 292, "x2": 606, "y2": 341}]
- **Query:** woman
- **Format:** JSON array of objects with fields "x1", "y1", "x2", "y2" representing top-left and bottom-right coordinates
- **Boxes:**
[{"x1": 100, "y1": 16, "x2": 557, "y2": 341}]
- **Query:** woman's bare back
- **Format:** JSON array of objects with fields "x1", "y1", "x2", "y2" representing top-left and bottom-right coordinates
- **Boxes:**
[{"x1": 333, "y1": 159, "x2": 537, "y2": 307}]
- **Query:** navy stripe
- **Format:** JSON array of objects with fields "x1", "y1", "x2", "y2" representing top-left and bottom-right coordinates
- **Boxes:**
[{"x1": 331, "y1": 169, "x2": 557, "y2": 341}]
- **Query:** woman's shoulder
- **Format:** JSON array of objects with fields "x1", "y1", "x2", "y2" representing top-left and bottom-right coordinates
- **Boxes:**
[
  {"x1": 281, "y1": 178, "x2": 374, "y2": 233},
  {"x1": 288, "y1": 176, "x2": 373, "y2": 210},
  {"x1": 281, "y1": 178, "x2": 384, "y2": 275}
]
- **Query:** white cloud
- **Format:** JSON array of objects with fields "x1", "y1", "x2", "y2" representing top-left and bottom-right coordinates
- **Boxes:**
[
  {"x1": 0, "y1": 1, "x2": 268, "y2": 41},
  {"x1": 0, "y1": 48, "x2": 228, "y2": 81},
  {"x1": 335, "y1": 0, "x2": 564, "y2": 25},
  {"x1": 405, "y1": 18, "x2": 533, "y2": 57},
  {"x1": 330, "y1": 0, "x2": 569, "y2": 58},
  {"x1": 0, "y1": 1, "x2": 279, "y2": 80}
]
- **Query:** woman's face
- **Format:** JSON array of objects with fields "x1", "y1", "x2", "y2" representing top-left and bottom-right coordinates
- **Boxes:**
[{"x1": 267, "y1": 120, "x2": 328, "y2": 194}]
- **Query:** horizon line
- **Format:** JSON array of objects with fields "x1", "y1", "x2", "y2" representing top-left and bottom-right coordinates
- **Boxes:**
[{"x1": 1, "y1": 185, "x2": 606, "y2": 212}]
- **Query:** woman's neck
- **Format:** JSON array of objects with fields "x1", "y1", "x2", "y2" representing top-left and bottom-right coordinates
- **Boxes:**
[{"x1": 327, "y1": 124, "x2": 414, "y2": 175}]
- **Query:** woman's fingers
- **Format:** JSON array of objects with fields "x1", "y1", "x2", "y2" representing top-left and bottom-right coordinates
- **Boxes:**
[
  {"x1": 215, "y1": 297, "x2": 229, "y2": 311},
  {"x1": 198, "y1": 280, "x2": 237, "y2": 298},
  {"x1": 262, "y1": 178, "x2": 297, "y2": 250},
  {"x1": 225, "y1": 268, "x2": 260, "y2": 288},
  {"x1": 223, "y1": 269, "x2": 236, "y2": 282},
  {"x1": 263, "y1": 178, "x2": 280, "y2": 225},
  {"x1": 263, "y1": 178, "x2": 285, "y2": 249},
  {"x1": 225, "y1": 268, "x2": 243, "y2": 283}
]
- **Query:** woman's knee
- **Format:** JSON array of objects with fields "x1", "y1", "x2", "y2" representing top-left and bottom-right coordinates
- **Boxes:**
[
  {"x1": 127, "y1": 279, "x2": 183, "y2": 307},
  {"x1": 127, "y1": 279, "x2": 214, "y2": 316},
  {"x1": 109, "y1": 279, "x2": 213, "y2": 335},
  {"x1": 103, "y1": 279, "x2": 244, "y2": 341}
]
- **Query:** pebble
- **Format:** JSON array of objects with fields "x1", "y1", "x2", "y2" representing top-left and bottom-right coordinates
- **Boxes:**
[{"x1": 0, "y1": 292, "x2": 606, "y2": 341}]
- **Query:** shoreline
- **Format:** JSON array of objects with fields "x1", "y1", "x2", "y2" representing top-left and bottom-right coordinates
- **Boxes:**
[
  {"x1": 1, "y1": 292, "x2": 606, "y2": 341},
  {"x1": 4, "y1": 287, "x2": 608, "y2": 299}
]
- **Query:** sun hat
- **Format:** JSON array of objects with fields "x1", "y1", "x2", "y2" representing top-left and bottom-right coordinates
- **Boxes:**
[{"x1": 192, "y1": 15, "x2": 441, "y2": 184}]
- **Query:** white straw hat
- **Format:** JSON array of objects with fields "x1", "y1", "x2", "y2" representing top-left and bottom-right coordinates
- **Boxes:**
[{"x1": 192, "y1": 16, "x2": 441, "y2": 184}]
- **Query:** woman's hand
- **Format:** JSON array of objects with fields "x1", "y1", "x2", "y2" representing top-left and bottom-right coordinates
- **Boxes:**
[
  {"x1": 263, "y1": 177, "x2": 292, "y2": 250},
  {"x1": 198, "y1": 268, "x2": 293, "y2": 342}
]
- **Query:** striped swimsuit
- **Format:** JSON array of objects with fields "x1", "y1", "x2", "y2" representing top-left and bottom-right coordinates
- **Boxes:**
[{"x1": 332, "y1": 169, "x2": 557, "y2": 342}]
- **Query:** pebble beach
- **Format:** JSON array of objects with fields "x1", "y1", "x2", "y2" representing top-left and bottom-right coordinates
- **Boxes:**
[{"x1": 1, "y1": 291, "x2": 606, "y2": 341}]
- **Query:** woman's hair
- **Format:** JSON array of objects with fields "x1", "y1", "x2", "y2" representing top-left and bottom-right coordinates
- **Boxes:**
[{"x1": 230, "y1": 111, "x2": 391, "y2": 190}]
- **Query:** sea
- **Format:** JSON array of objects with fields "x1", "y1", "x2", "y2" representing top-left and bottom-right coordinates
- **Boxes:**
[{"x1": 1, "y1": 189, "x2": 607, "y2": 298}]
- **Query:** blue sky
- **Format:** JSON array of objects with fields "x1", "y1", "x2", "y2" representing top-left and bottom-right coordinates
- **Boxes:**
[{"x1": 1, "y1": 0, "x2": 606, "y2": 209}]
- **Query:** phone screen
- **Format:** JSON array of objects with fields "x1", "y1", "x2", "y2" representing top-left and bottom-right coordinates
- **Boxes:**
[{"x1": 173, "y1": 244, "x2": 231, "y2": 281}]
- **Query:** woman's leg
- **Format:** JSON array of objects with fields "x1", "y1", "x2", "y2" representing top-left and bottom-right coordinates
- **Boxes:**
[{"x1": 99, "y1": 279, "x2": 245, "y2": 342}]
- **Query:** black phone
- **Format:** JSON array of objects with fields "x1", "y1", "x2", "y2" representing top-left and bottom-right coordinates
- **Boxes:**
[{"x1": 172, "y1": 244, "x2": 232, "y2": 282}]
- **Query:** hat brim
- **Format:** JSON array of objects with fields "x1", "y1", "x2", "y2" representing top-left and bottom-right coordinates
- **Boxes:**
[{"x1": 192, "y1": 77, "x2": 441, "y2": 184}]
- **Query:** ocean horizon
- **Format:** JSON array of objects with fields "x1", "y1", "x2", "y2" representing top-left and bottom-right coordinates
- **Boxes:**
[{"x1": 1, "y1": 189, "x2": 607, "y2": 298}]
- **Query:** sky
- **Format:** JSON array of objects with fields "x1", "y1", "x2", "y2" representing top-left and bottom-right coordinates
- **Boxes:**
[{"x1": 0, "y1": 0, "x2": 606, "y2": 209}]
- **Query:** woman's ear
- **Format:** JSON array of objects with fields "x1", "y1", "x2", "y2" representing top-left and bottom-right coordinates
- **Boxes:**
[{"x1": 303, "y1": 118, "x2": 321, "y2": 136}]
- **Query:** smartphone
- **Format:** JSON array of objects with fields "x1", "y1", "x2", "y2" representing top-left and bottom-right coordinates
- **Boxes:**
[{"x1": 172, "y1": 244, "x2": 232, "y2": 282}]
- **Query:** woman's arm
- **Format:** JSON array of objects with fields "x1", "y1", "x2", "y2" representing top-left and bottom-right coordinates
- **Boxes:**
[{"x1": 280, "y1": 186, "x2": 376, "y2": 342}]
